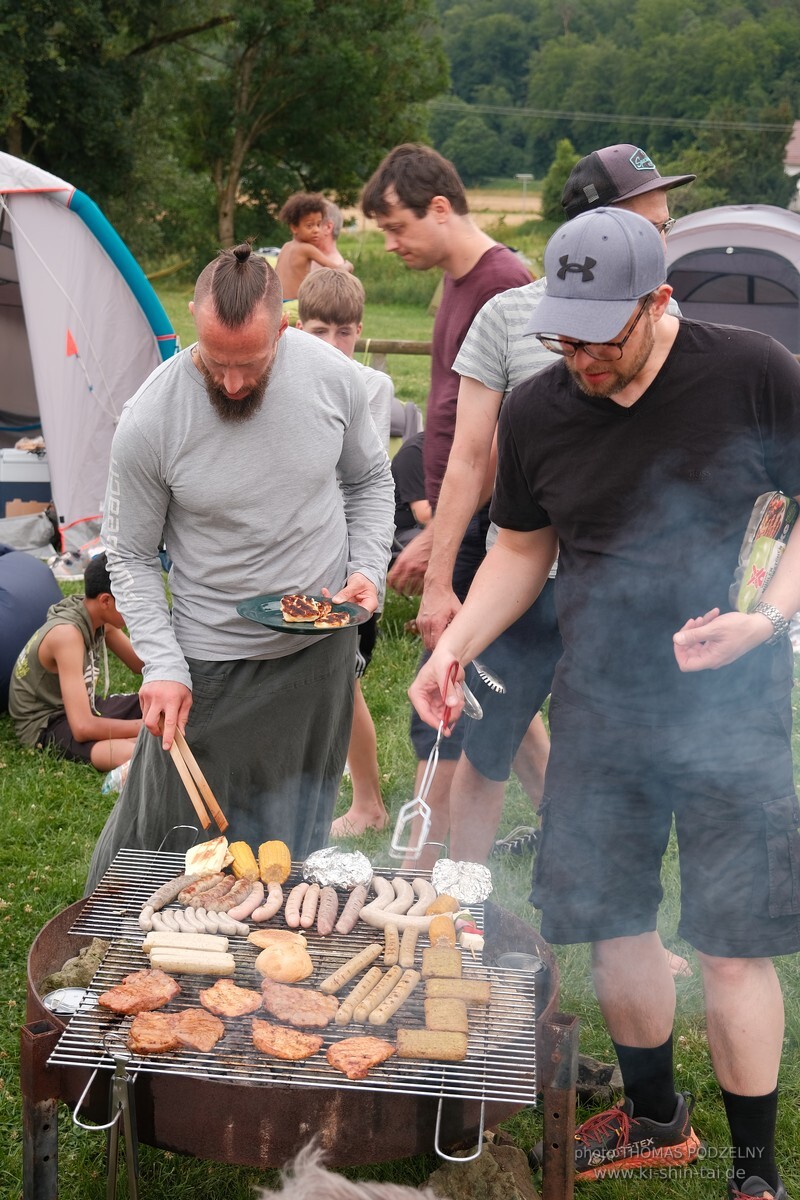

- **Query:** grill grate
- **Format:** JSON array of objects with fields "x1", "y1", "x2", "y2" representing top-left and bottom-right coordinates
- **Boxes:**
[{"x1": 50, "y1": 850, "x2": 536, "y2": 1104}]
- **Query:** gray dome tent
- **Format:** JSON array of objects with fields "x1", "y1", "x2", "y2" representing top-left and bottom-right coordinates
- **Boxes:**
[{"x1": 665, "y1": 204, "x2": 800, "y2": 353}]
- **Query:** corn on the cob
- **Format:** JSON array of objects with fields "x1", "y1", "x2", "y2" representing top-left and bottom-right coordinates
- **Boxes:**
[
  {"x1": 258, "y1": 839, "x2": 292, "y2": 885},
  {"x1": 228, "y1": 841, "x2": 259, "y2": 881}
]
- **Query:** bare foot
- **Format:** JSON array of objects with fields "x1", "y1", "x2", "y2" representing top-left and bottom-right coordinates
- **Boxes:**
[
  {"x1": 665, "y1": 949, "x2": 692, "y2": 978},
  {"x1": 330, "y1": 809, "x2": 390, "y2": 837}
]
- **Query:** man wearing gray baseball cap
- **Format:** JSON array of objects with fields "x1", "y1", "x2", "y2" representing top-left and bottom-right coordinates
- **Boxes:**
[{"x1": 410, "y1": 207, "x2": 800, "y2": 1199}]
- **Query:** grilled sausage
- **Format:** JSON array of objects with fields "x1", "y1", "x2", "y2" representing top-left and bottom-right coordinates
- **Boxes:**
[
  {"x1": 252, "y1": 882, "x2": 284, "y2": 923},
  {"x1": 334, "y1": 967, "x2": 384, "y2": 1026},
  {"x1": 228, "y1": 881, "x2": 265, "y2": 922},
  {"x1": 316, "y1": 887, "x2": 339, "y2": 936},
  {"x1": 211, "y1": 877, "x2": 253, "y2": 913},
  {"x1": 284, "y1": 883, "x2": 309, "y2": 928},
  {"x1": 143, "y1": 873, "x2": 199, "y2": 913},
  {"x1": 177, "y1": 873, "x2": 227, "y2": 905},
  {"x1": 353, "y1": 966, "x2": 403, "y2": 1023},
  {"x1": 335, "y1": 884, "x2": 368, "y2": 934},
  {"x1": 399, "y1": 924, "x2": 420, "y2": 968},
  {"x1": 319, "y1": 943, "x2": 383, "y2": 994},
  {"x1": 300, "y1": 883, "x2": 321, "y2": 929},
  {"x1": 368, "y1": 969, "x2": 421, "y2": 1025},
  {"x1": 187, "y1": 875, "x2": 236, "y2": 909},
  {"x1": 383, "y1": 922, "x2": 400, "y2": 966}
]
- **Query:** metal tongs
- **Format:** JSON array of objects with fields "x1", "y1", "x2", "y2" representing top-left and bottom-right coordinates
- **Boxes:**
[{"x1": 390, "y1": 661, "x2": 461, "y2": 859}]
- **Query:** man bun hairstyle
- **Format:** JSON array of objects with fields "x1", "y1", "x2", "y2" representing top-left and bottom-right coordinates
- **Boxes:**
[
  {"x1": 361, "y1": 144, "x2": 468, "y2": 220},
  {"x1": 84, "y1": 552, "x2": 113, "y2": 599},
  {"x1": 298, "y1": 270, "x2": 365, "y2": 327},
  {"x1": 194, "y1": 242, "x2": 282, "y2": 329},
  {"x1": 279, "y1": 192, "x2": 328, "y2": 228}
]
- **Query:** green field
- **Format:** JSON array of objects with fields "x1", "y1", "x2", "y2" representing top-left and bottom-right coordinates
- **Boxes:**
[{"x1": 2, "y1": 214, "x2": 800, "y2": 1198}]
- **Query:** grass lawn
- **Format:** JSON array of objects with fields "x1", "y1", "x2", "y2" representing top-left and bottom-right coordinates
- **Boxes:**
[{"x1": 3, "y1": 211, "x2": 800, "y2": 1196}]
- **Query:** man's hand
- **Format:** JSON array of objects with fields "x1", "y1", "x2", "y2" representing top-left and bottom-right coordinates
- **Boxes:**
[
  {"x1": 672, "y1": 607, "x2": 774, "y2": 672},
  {"x1": 407, "y1": 652, "x2": 464, "y2": 731},
  {"x1": 139, "y1": 681, "x2": 193, "y2": 749},
  {"x1": 387, "y1": 525, "x2": 434, "y2": 596},
  {"x1": 328, "y1": 572, "x2": 379, "y2": 614},
  {"x1": 417, "y1": 581, "x2": 461, "y2": 651}
]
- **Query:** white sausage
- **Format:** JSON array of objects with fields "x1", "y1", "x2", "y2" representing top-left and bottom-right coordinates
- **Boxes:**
[
  {"x1": 384, "y1": 877, "x2": 415, "y2": 915},
  {"x1": 299, "y1": 883, "x2": 321, "y2": 929},
  {"x1": 284, "y1": 882, "x2": 309, "y2": 928},
  {"x1": 369, "y1": 877, "x2": 396, "y2": 910},
  {"x1": 358, "y1": 904, "x2": 435, "y2": 934},
  {"x1": 252, "y1": 882, "x2": 284, "y2": 922},
  {"x1": 408, "y1": 878, "x2": 437, "y2": 915},
  {"x1": 228, "y1": 880, "x2": 265, "y2": 922}
]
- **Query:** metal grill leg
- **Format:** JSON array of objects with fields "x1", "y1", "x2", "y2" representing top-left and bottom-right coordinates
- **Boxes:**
[
  {"x1": 20, "y1": 1022, "x2": 61, "y2": 1200},
  {"x1": 541, "y1": 1012, "x2": 580, "y2": 1200}
]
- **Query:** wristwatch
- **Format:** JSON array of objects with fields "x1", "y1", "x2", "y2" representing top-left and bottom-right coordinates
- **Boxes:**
[{"x1": 753, "y1": 601, "x2": 791, "y2": 646}]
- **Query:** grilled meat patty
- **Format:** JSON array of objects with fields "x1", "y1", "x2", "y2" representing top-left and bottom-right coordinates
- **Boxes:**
[
  {"x1": 326, "y1": 1036, "x2": 396, "y2": 1080},
  {"x1": 127, "y1": 1007, "x2": 225, "y2": 1055},
  {"x1": 199, "y1": 979, "x2": 263, "y2": 1017},
  {"x1": 251, "y1": 1019, "x2": 324, "y2": 1060},
  {"x1": 260, "y1": 979, "x2": 339, "y2": 1027},
  {"x1": 98, "y1": 969, "x2": 181, "y2": 1015}
]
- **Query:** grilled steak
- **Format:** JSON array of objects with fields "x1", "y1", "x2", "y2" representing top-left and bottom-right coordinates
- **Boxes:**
[
  {"x1": 98, "y1": 969, "x2": 180, "y2": 1015},
  {"x1": 199, "y1": 979, "x2": 263, "y2": 1017},
  {"x1": 127, "y1": 1008, "x2": 224, "y2": 1055},
  {"x1": 260, "y1": 980, "x2": 339, "y2": 1028},
  {"x1": 326, "y1": 1036, "x2": 396, "y2": 1080},
  {"x1": 252, "y1": 1019, "x2": 324, "y2": 1060}
]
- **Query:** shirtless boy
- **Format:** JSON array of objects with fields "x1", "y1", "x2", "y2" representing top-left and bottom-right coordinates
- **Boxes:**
[{"x1": 275, "y1": 192, "x2": 353, "y2": 300}]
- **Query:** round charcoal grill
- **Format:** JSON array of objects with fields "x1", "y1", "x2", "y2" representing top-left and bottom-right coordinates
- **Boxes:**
[{"x1": 22, "y1": 854, "x2": 560, "y2": 1196}]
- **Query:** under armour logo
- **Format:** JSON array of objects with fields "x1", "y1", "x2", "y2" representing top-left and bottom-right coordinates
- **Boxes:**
[{"x1": 557, "y1": 255, "x2": 596, "y2": 281}]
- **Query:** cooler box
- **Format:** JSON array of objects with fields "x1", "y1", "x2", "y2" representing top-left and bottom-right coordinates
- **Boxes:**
[{"x1": 0, "y1": 449, "x2": 52, "y2": 516}]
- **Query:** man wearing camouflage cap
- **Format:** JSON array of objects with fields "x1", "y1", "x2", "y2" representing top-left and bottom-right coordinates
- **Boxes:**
[{"x1": 411, "y1": 207, "x2": 800, "y2": 1200}]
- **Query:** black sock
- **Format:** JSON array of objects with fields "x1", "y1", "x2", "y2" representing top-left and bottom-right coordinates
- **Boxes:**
[
  {"x1": 720, "y1": 1086, "x2": 779, "y2": 1190},
  {"x1": 612, "y1": 1035, "x2": 677, "y2": 1125}
]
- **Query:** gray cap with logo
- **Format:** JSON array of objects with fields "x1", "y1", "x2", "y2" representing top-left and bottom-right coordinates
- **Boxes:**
[
  {"x1": 525, "y1": 208, "x2": 666, "y2": 344},
  {"x1": 562, "y1": 144, "x2": 695, "y2": 219}
]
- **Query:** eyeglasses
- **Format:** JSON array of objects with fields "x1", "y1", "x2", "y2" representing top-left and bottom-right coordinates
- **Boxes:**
[
  {"x1": 536, "y1": 298, "x2": 651, "y2": 362},
  {"x1": 653, "y1": 217, "x2": 676, "y2": 235}
]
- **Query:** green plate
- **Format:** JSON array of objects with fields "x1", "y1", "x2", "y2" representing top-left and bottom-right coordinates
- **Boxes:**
[{"x1": 237, "y1": 593, "x2": 369, "y2": 634}]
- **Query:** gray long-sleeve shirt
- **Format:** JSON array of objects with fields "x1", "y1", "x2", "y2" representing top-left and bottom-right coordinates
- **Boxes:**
[{"x1": 102, "y1": 328, "x2": 394, "y2": 688}]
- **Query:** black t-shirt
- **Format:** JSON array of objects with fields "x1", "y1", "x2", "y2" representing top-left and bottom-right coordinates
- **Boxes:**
[
  {"x1": 491, "y1": 320, "x2": 800, "y2": 722},
  {"x1": 392, "y1": 432, "x2": 426, "y2": 535}
]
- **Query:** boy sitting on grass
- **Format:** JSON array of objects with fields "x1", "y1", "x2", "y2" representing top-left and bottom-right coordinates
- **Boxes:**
[
  {"x1": 9, "y1": 552, "x2": 143, "y2": 770},
  {"x1": 275, "y1": 192, "x2": 353, "y2": 303},
  {"x1": 296, "y1": 269, "x2": 392, "y2": 834}
]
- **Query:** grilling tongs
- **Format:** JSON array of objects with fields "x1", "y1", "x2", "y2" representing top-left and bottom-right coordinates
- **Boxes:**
[
  {"x1": 161, "y1": 722, "x2": 229, "y2": 834},
  {"x1": 390, "y1": 661, "x2": 460, "y2": 860}
]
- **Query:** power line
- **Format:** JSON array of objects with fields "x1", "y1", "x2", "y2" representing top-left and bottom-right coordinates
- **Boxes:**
[{"x1": 432, "y1": 98, "x2": 794, "y2": 133}]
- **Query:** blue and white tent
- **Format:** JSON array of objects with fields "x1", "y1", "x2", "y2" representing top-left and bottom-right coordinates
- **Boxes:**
[{"x1": 0, "y1": 152, "x2": 177, "y2": 525}]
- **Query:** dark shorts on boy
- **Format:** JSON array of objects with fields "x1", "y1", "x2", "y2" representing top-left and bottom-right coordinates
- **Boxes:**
[
  {"x1": 532, "y1": 691, "x2": 800, "y2": 958},
  {"x1": 461, "y1": 578, "x2": 561, "y2": 781},
  {"x1": 410, "y1": 506, "x2": 491, "y2": 761},
  {"x1": 356, "y1": 614, "x2": 378, "y2": 679},
  {"x1": 39, "y1": 693, "x2": 142, "y2": 763}
]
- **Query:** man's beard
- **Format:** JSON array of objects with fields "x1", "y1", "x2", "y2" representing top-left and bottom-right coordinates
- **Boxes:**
[
  {"x1": 567, "y1": 318, "x2": 655, "y2": 399},
  {"x1": 198, "y1": 357, "x2": 273, "y2": 423}
]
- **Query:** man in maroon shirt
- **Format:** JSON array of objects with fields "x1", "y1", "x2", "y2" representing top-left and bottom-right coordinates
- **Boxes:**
[{"x1": 361, "y1": 144, "x2": 531, "y2": 866}]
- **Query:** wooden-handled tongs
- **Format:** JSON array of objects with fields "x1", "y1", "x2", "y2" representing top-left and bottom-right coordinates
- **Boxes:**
[{"x1": 164, "y1": 725, "x2": 229, "y2": 834}]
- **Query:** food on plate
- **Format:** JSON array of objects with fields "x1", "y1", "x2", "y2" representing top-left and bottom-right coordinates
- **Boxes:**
[
  {"x1": 284, "y1": 882, "x2": 309, "y2": 928},
  {"x1": 228, "y1": 880, "x2": 265, "y2": 921},
  {"x1": 335, "y1": 884, "x2": 368, "y2": 934},
  {"x1": 334, "y1": 967, "x2": 383, "y2": 1026},
  {"x1": 299, "y1": 882, "x2": 321, "y2": 928},
  {"x1": 428, "y1": 915, "x2": 457, "y2": 948},
  {"x1": 424, "y1": 978, "x2": 492, "y2": 1005},
  {"x1": 318, "y1": 943, "x2": 383, "y2": 995},
  {"x1": 326, "y1": 1036, "x2": 396, "y2": 1080},
  {"x1": 147, "y1": 948, "x2": 236, "y2": 976},
  {"x1": 316, "y1": 886, "x2": 339, "y2": 936},
  {"x1": 141, "y1": 931, "x2": 229, "y2": 955},
  {"x1": 185, "y1": 836, "x2": 233, "y2": 876},
  {"x1": 98, "y1": 969, "x2": 181, "y2": 1015},
  {"x1": 421, "y1": 946, "x2": 462, "y2": 979},
  {"x1": 252, "y1": 1019, "x2": 324, "y2": 1060},
  {"x1": 396, "y1": 1028, "x2": 468, "y2": 1062},
  {"x1": 424, "y1": 997, "x2": 469, "y2": 1033},
  {"x1": 425, "y1": 893, "x2": 460, "y2": 915},
  {"x1": 398, "y1": 925, "x2": 419, "y2": 968},
  {"x1": 228, "y1": 841, "x2": 260, "y2": 881},
  {"x1": 258, "y1": 840, "x2": 292, "y2": 885},
  {"x1": 353, "y1": 966, "x2": 403, "y2": 1024},
  {"x1": 280, "y1": 594, "x2": 330, "y2": 623},
  {"x1": 313, "y1": 610, "x2": 350, "y2": 628},
  {"x1": 254, "y1": 940, "x2": 314, "y2": 983},
  {"x1": 128, "y1": 1008, "x2": 225, "y2": 1055},
  {"x1": 261, "y1": 980, "x2": 340, "y2": 1028},
  {"x1": 177, "y1": 873, "x2": 227, "y2": 905},
  {"x1": 199, "y1": 979, "x2": 264, "y2": 1017},
  {"x1": 383, "y1": 922, "x2": 400, "y2": 966},
  {"x1": 367, "y1": 969, "x2": 421, "y2": 1026},
  {"x1": 248, "y1": 928, "x2": 308, "y2": 949},
  {"x1": 251, "y1": 882, "x2": 284, "y2": 922}
]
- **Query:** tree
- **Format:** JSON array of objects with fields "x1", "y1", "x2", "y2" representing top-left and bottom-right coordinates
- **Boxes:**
[
  {"x1": 179, "y1": 1, "x2": 449, "y2": 246},
  {"x1": 540, "y1": 138, "x2": 579, "y2": 222},
  {"x1": 442, "y1": 113, "x2": 504, "y2": 185}
]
